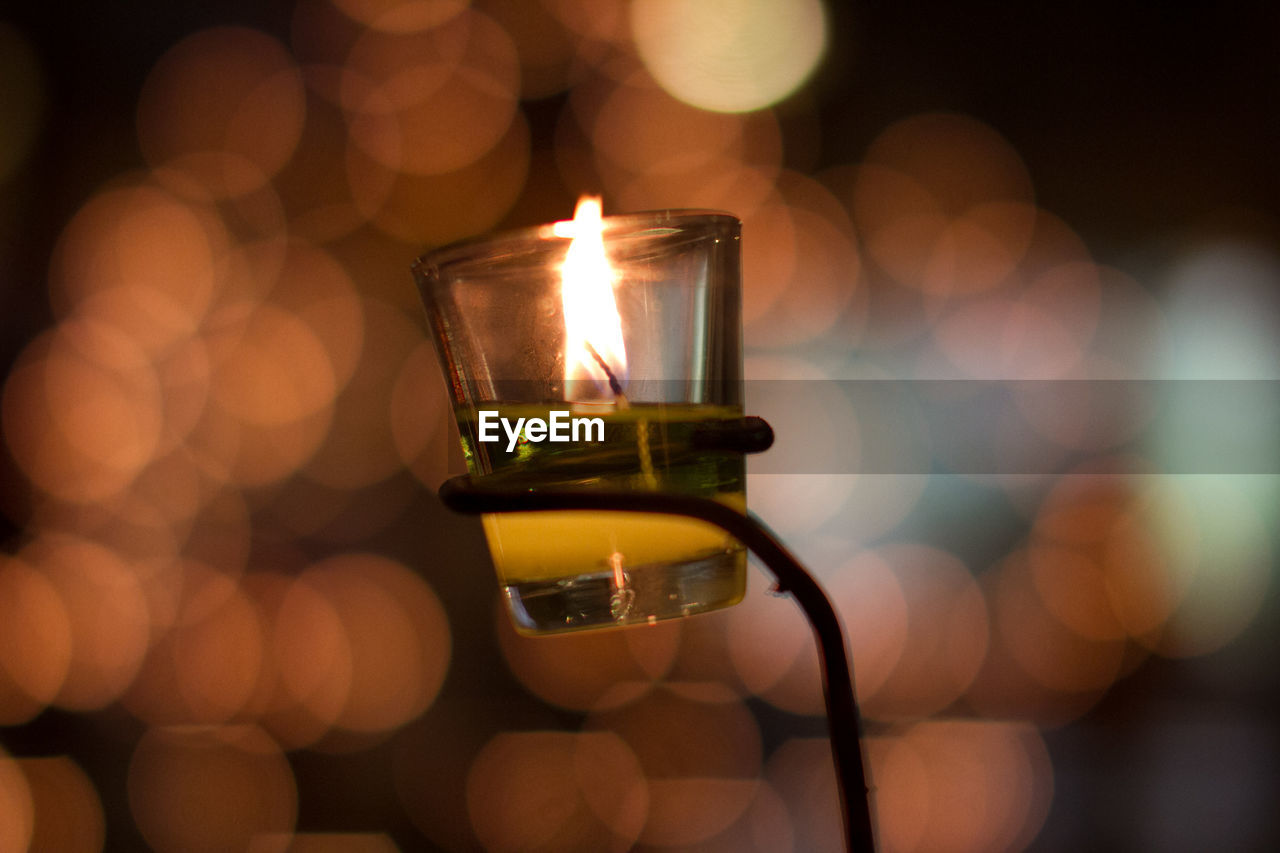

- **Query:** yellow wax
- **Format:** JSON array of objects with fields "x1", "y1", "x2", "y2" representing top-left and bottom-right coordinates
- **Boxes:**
[{"x1": 482, "y1": 502, "x2": 744, "y2": 583}]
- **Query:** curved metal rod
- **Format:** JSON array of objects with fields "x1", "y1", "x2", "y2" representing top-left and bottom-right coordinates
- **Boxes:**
[{"x1": 438, "y1": 474, "x2": 877, "y2": 852}]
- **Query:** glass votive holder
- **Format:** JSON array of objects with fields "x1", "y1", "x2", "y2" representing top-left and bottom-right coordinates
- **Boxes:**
[{"x1": 414, "y1": 203, "x2": 746, "y2": 634}]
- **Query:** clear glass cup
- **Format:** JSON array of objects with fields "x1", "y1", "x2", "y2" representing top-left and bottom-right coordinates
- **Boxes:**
[{"x1": 414, "y1": 208, "x2": 747, "y2": 634}]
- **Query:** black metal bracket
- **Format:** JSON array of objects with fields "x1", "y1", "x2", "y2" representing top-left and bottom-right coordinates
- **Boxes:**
[{"x1": 438, "y1": 415, "x2": 877, "y2": 851}]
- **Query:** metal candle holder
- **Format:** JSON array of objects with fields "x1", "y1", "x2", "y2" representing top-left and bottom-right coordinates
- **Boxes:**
[{"x1": 438, "y1": 416, "x2": 877, "y2": 852}]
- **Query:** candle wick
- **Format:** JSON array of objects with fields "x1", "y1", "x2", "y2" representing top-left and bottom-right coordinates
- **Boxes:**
[
  {"x1": 583, "y1": 341, "x2": 657, "y2": 490},
  {"x1": 583, "y1": 341, "x2": 626, "y2": 402}
]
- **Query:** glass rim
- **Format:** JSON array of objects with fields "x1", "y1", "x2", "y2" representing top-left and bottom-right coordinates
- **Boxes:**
[{"x1": 412, "y1": 208, "x2": 740, "y2": 279}]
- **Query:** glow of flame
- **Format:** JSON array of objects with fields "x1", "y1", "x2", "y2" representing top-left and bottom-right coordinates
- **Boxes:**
[{"x1": 555, "y1": 197, "x2": 628, "y2": 397}]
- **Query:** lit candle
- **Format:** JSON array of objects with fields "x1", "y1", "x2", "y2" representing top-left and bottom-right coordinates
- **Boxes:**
[{"x1": 416, "y1": 201, "x2": 747, "y2": 634}]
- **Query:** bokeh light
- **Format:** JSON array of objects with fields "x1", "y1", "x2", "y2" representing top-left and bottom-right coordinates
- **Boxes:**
[
  {"x1": 1125, "y1": 476, "x2": 1272, "y2": 658},
  {"x1": 348, "y1": 110, "x2": 531, "y2": 244},
  {"x1": 745, "y1": 356, "x2": 858, "y2": 535},
  {"x1": 587, "y1": 684, "x2": 762, "y2": 846},
  {"x1": 128, "y1": 725, "x2": 297, "y2": 853},
  {"x1": 280, "y1": 553, "x2": 450, "y2": 737},
  {"x1": 485, "y1": 0, "x2": 578, "y2": 99},
  {"x1": 302, "y1": 298, "x2": 423, "y2": 489},
  {"x1": 992, "y1": 548, "x2": 1127, "y2": 694},
  {"x1": 123, "y1": 562, "x2": 266, "y2": 725},
  {"x1": 15, "y1": 756, "x2": 106, "y2": 853},
  {"x1": 389, "y1": 339, "x2": 450, "y2": 487},
  {"x1": 741, "y1": 174, "x2": 862, "y2": 348},
  {"x1": 342, "y1": 10, "x2": 519, "y2": 176},
  {"x1": 631, "y1": 0, "x2": 827, "y2": 114},
  {"x1": 332, "y1": 0, "x2": 469, "y2": 34},
  {"x1": 466, "y1": 731, "x2": 647, "y2": 852},
  {"x1": 19, "y1": 534, "x2": 151, "y2": 711},
  {"x1": 0, "y1": 749, "x2": 34, "y2": 853},
  {"x1": 869, "y1": 721, "x2": 1054, "y2": 852},
  {"x1": 1160, "y1": 241, "x2": 1280, "y2": 380},
  {"x1": 137, "y1": 27, "x2": 306, "y2": 198},
  {"x1": 860, "y1": 544, "x2": 988, "y2": 720},
  {"x1": 3, "y1": 319, "x2": 166, "y2": 503},
  {"x1": 0, "y1": 554, "x2": 72, "y2": 724},
  {"x1": 728, "y1": 549, "x2": 908, "y2": 715}
]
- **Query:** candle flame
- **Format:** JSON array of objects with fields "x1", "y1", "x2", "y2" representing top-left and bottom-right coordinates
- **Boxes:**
[{"x1": 558, "y1": 196, "x2": 627, "y2": 397}]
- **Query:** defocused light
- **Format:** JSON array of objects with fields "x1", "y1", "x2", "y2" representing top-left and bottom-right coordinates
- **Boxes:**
[
  {"x1": 631, "y1": 0, "x2": 827, "y2": 114},
  {"x1": 591, "y1": 72, "x2": 744, "y2": 177},
  {"x1": 582, "y1": 72, "x2": 787, "y2": 211},
  {"x1": 745, "y1": 357, "x2": 857, "y2": 535},
  {"x1": 393, "y1": 697, "x2": 520, "y2": 850},
  {"x1": 484, "y1": 0, "x2": 577, "y2": 99},
  {"x1": 1128, "y1": 476, "x2": 1272, "y2": 657},
  {"x1": 137, "y1": 27, "x2": 306, "y2": 197},
  {"x1": 1027, "y1": 542, "x2": 1127, "y2": 642},
  {"x1": 1160, "y1": 242, "x2": 1280, "y2": 380},
  {"x1": 343, "y1": 10, "x2": 519, "y2": 175},
  {"x1": 851, "y1": 113, "x2": 1035, "y2": 313},
  {"x1": 765, "y1": 739, "x2": 840, "y2": 853},
  {"x1": 268, "y1": 240, "x2": 367, "y2": 384},
  {"x1": 243, "y1": 570, "x2": 345, "y2": 748},
  {"x1": 931, "y1": 290, "x2": 1082, "y2": 378},
  {"x1": 920, "y1": 201, "x2": 1036, "y2": 297},
  {"x1": 466, "y1": 731, "x2": 647, "y2": 852},
  {"x1": 348, "y1": 111, "x2": 530, "y2": 245},
  {"x1": 332, "y1": 0, "x2": 469, "y2": 33},
  {"x1": 0, "y1": 555, "x2": 72, "y2": 724},
  {"x1": 683, "y1": 779, "x2": 795, "y2": 852},
  {"x1": 743, "y1": 176, "x2": 862, "y2": 349},
  {"x1": 0, "y1": 750, "x2": 34, "y2": 853},
  {"x1": 728, "y1": 550, "x2": 907, "y2": 715},
  {"x1": 994, "y1": 549, "x2": 1126, "y2": 693},
  {"x1": 3, "y1": 320, "x2": 165, "y2": 503},
  {"x1": 49, "y1": 184, "x2": 225, "y2": 340},
  {"x1": 863, "y1": 113, "x2": 1033, "y2": 215},
  {"x1": 209, "y1": 302, "x2": 337, "y2": 427},
  {"x1": 847, "y1": 163, "x2": 948, "y2": 290},
  {"x1": 860, "y1": 544, "x2": 988, "y2": 720},
  {"x1": 738, "y1": 199, "x2": 797, "y2": 327},
  {"x1": 16, "y1": 756, "x2": 105, "y2": 853},
  {"x1": 190, "y1": 295, "x2": 339, "y2": 487},
  {"x1": 390, "y1": 340, "x2": 450, "y2": 488},
  {"x1": 587, "y1": 685, "x2": 761, "y2": 846},
  {"x1": 726, "y1": 564, "x2": 820, "y2": 714},
  {"x1": 0, "y1": 22, "x2": 46, "y2": 183},
  {"x1": 180, "y1": 488, "x2": 255, "y2": 580},
  {"x1": 275, "y1": 75, "x2": 379, "y2": 242},
  {"x1": 128, "y1": 725, "x2": 297, "y2": 853},
  {"x1": 496, "y1": 603, "x2": 680, "y2": 712},
  {"x1": 285, "y1": 554, "x2": 451, "y2": 736},
  {"x1": 1078, "y1": 265, "x2": 1172, "y2": 378},
  {"x1": 36, "y1": 180, "x2": 234, "y2": 495},
  {"x1": 21, "y1": 535, "x2": 151, "y2": 711},
  {"x1": 169, "y1": 568, "x2": 266, "y2": 723},
  {"x1": 543, "y1": 0, "x2": 631, "y2": 49},
  {"x1": 870, "y1": 721, "x2": 1054, "y2": 852},
  {"x1": 303, "y1": 298, "x2": 425, "y2": 489}
]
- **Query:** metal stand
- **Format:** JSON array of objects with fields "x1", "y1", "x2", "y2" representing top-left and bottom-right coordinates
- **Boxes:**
[{"x1": 438, "y1": 416, "x2": 876, "y2": 851}]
